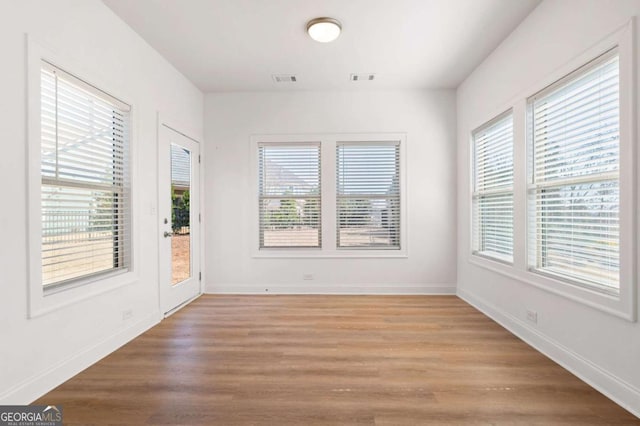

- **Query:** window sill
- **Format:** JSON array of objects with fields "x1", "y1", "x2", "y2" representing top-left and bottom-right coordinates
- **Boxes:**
[
  {"x1": 253, "y1": 250, "x2": 408, "y2": 259},
  {"x1": 471, "y1": 251, "x2": 513, "y2": 266},
  {"x1": 467, "y1": 256, "x2": 635, "y2": 322},
  {"x1": 43, "y1": 268, "x2": 130, "y2": 296},
  {"x1": 29, "y1": 269, "x2": 138, "y2": 318}
]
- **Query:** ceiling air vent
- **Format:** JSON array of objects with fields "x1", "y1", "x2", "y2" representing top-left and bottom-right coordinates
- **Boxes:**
[
  {"x1": 272, "y1": 74, "x2": 297, "y2": 83},
  {"x1": 350, "y1": 73, "x2": 375, "y2": 81}
]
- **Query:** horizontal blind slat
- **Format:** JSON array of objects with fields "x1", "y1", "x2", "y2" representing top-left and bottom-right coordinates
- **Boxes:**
[
  {"x1": 337, "y1": 143, "x2": 400, "y2": 249},
  {"x1": 41, "y1": 62, "x2": 131, "y2": 287},
  {"x1": 529, "y1": 51, "x2": 620, "y2": 291},
  {"x1": 258, "y1": 145, "x2": 321, "y2": 248},
  {"x1": 472, "y1": 112, "x2": 513, "y2": 262}
]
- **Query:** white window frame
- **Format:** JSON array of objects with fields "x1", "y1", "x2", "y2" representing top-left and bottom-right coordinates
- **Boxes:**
[
  {"x1": 250, "y1": 133, "x2": 407, "y2": 258},
  {"x1": 471, "y1": 110, "x2": 514, "y2": 264},
  {"x1": 27, "y1": 37, "x2": 139, "y2": 317},
  {"x1": 258, "y1": 142, "x2": 322, "y2": 249},
  {"x1": 527, "y1": 49, "x2": 621, "y2": 294},
  {"x1": 467, "y1": 21, "x2": 635, "y2": 321},
  {"x1": 336, "y1": 140, "x2": 401, "y2": 250}
]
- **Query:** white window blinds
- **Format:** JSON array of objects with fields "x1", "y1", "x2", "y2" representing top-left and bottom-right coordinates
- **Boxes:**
[
  {"x1": 528, "y1": 49, "x2": 619, "y2": 293},
  {"x1": 258, "y1": 144, "x2": 321, "y2": 248},
  {"x1": 41, "y1": 61, "x2": 131, "y2": 288},
  {"x1": 472, "y1": 112, "x2": 514, "y2": 262},
  {"x1": 336, "y1": 142, "x2": 400, "y2": 249}
]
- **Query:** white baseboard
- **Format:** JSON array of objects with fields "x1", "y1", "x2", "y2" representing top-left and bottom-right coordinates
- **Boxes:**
[
  {"x1": 205, "y1": 282, "x2": 456, "y2": 295},
  {"x1": 458, "y1": 288, "x2": 640, "y2": 419},
  {"x1": 0, "y1": 312, "x2": 161, "y2": 405}
]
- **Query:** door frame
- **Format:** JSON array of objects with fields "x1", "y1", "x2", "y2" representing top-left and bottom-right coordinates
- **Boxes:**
[{"x1": 156, "y1": 114, "x2": 204, "y2": 316}]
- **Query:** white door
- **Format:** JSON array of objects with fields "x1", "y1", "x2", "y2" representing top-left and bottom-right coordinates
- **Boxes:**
[{"x1": 159, "y1": 124, "x2": 201, "y2": 315}]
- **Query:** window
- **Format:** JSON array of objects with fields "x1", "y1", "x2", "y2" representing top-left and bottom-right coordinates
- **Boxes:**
[
  {"x1": 336, "y1": 142, "x2": 400, "y2": 249},
  {"x1": 528, "y1": 49, "x2": 620, "y2": 294},
  {"x1": 253, "y1": 134, "x2": 406, "y2": 256},
  {"x1": 40, "y1": 61, "x2": 131, "y2": 289},
  {"x1": 472, "y1": 112, "x2": 514, "y2": 262},
  {"x1": 258, "y1": 143, "x2": 321, "y2": 248}
]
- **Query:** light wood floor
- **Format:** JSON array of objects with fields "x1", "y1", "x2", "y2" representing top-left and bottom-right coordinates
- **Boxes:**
[{"x1": 36, "y1": 295, "x2": 639, "y2": 425}]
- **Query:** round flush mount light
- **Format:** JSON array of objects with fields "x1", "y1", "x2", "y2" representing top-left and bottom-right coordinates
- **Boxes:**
[{"x1": 307, "y1": 17, "x2": 342, "y2": 43}]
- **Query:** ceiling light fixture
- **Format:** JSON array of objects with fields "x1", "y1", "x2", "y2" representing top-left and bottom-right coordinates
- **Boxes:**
[{"x1": 307, "y1": 17, "x2": 342, "y2": 43}]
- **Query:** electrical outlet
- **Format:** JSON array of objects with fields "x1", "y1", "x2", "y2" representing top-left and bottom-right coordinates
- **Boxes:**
[
  {"x1": 526, "y1": 309, "x2": 538, "y2": 324},
  {"x1": 303, "y1": 273, "x2": 314, "y2": 281},
  {"x1": 122, "y1": 309, "x2": 133, "y2": 321}
]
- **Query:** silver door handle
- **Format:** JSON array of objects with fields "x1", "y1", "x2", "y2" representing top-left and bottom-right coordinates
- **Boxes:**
[{"x1": 164, "y1": 231, "x2": 173, "y2": 238}]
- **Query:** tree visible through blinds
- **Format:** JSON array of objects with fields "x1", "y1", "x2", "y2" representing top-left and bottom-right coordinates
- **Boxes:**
[
  {"x1": 41, "y1": 61, "x2": 131, "y2": 288},
  {"x1": 258, "y1": 144, "x2": 321, "y2": 248},
  {"x1": 336, "y1": 142, "x2": 400, "y2": 249},
  {"x1": 529, "y1": 49, "x2": 619, "y2": 292},
  {"x1": 472, "y1": 112, "x2": 514, "y2": 262}
]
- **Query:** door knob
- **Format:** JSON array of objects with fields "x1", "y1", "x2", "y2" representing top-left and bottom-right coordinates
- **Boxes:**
[{"x1": 164, "y1": 231, "x2": 173, "y2": 238}]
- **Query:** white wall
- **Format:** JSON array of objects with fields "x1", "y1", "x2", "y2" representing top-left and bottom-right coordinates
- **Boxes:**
[
  {"x1": 0, "y1": 0, "x2": 203, "y2": 403},
  {"x1": 457, "y1": 0, "x2": 640, "y2": 416},
  {"x1": 204, "y1": 90, "x2": 456, "y2": 294}
]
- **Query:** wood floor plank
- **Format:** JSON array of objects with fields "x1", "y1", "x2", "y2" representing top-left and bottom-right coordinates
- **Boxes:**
[{"x1": 35, "y1": 295, "x2": 639, "y2": 425}]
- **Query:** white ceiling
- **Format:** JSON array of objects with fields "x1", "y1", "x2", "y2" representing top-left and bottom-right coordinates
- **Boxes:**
[{"x1": 103, "y1": 0, "x2": 540, "y2": 92}]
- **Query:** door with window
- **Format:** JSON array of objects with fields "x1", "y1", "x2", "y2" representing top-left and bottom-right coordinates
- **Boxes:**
[{"x1": 159, "y1": 124, "x2": 200, "y2": 315}]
